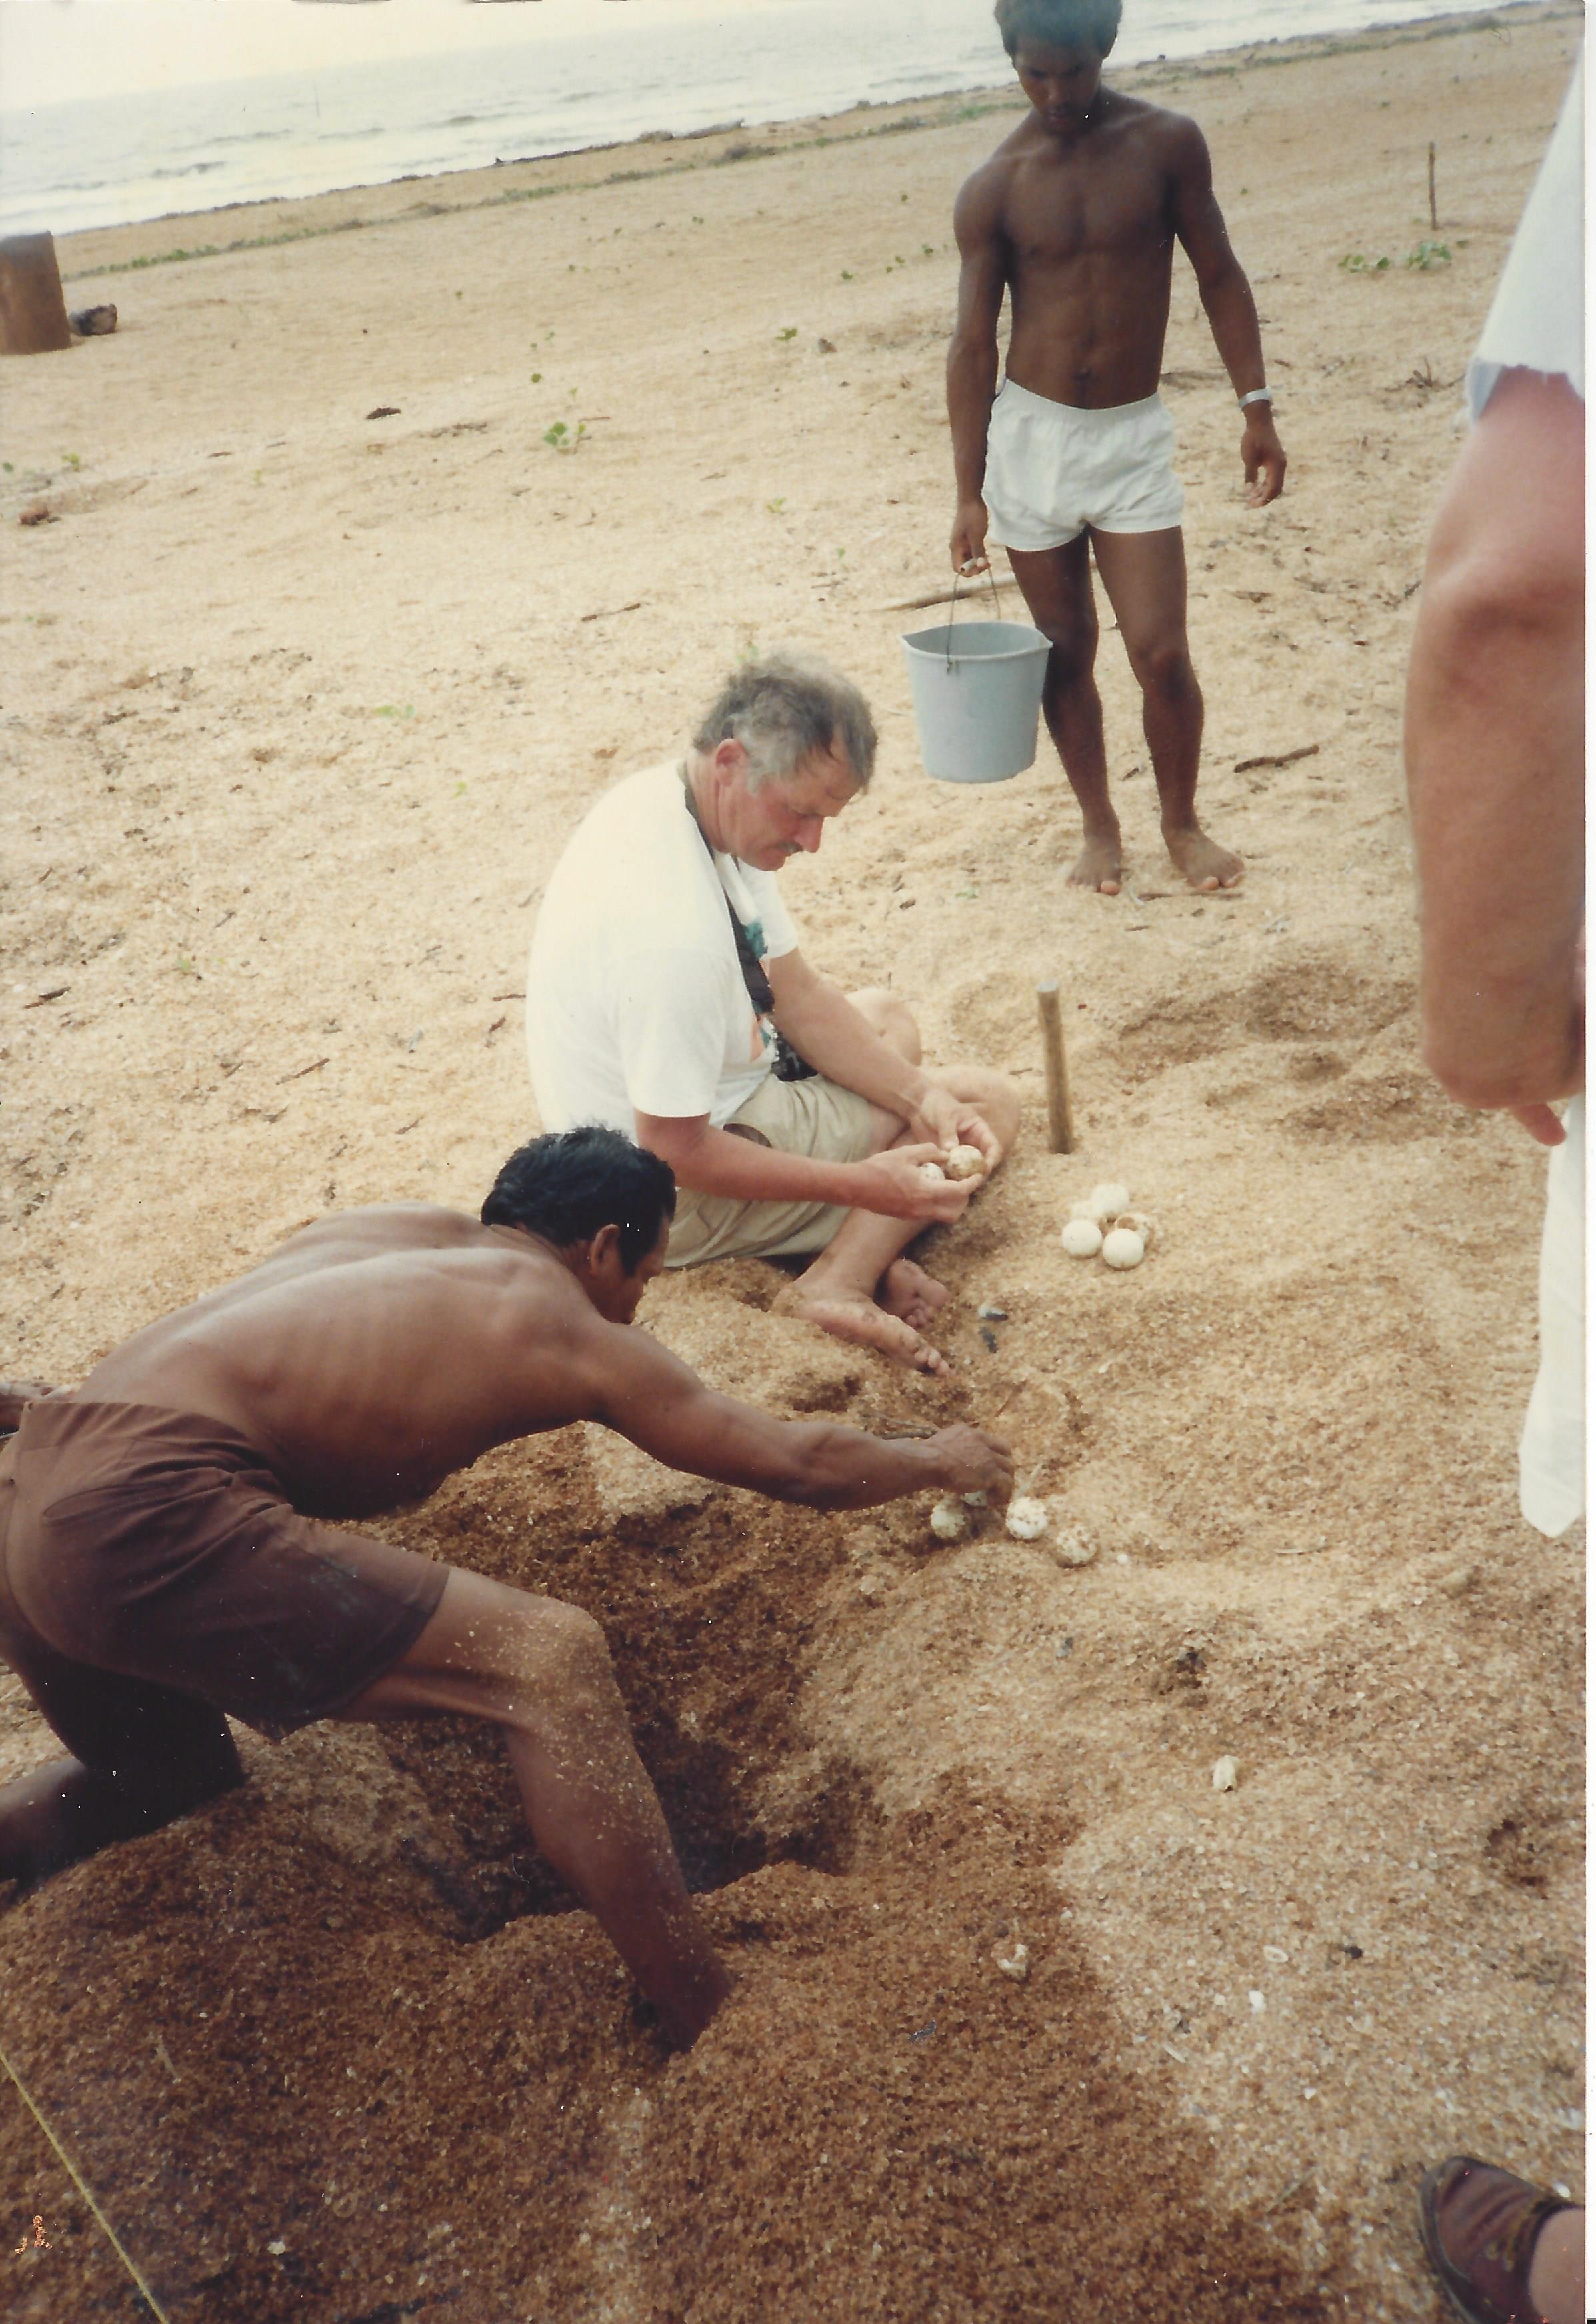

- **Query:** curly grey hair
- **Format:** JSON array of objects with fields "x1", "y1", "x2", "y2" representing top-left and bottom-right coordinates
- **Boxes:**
[{"x1": 691, "y1": 651, "x2": 877, "y2": 791}]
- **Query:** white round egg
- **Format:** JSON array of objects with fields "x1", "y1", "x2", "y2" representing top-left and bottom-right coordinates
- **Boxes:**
[
  {"x1": 1089, "y1": 1181, "x2": 1131, "y2": 1219},
  {"x1": 945, "y1": 1143, "x2": 986, "y2": 1181},
  {"x1": 1101, "y1": 1227, "x2": 1145, "y2": 1270},
  {"x1": 1005, "y1": 1495, "x2": 1051, "y2": 1541},
  {"x1": 1061, "y1": 1218, "x2": 1103, "y2": 1258}
]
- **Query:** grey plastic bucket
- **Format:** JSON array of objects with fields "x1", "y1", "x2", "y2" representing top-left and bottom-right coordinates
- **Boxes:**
[{"x1": 900, "y1": 617, "x2": 1051, "y2": 784}]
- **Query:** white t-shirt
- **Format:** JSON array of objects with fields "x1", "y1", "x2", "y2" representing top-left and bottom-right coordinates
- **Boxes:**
[
  {"x1": 1467, "y1": 45, "x2": 1584, "y2": 420},
  {"x1": 527, "y1": 761, "x2": 799, "y2": 1137}
]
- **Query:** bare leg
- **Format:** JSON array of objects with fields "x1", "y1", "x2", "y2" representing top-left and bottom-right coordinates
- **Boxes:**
[
  {"x1": 1527, "y1": 2207, "x2": 1585, "y2": 2324},
  {"x1": 1090, "y1": 526, "x2": 1243, "y2": 891},
  {"x1": 1006, "y1": 537, "x2": 1122, "y2": 892},
  {"x1": 0, "y1": 1656, "x2": 245, "y2": 1887},
  {"x1": 775, "y1": 991, "x2": 1021, "y2": 1374},
  {"x1": 345, "y1": 1569, "x2": 728, "y2": 2050}
]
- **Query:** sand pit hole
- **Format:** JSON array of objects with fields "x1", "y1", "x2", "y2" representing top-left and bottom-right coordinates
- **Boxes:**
[{"x1": 381, "y1": 1472, "x2": 887, "y2": 1939}]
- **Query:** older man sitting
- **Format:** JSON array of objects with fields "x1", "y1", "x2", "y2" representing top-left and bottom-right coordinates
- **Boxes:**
[{"x1": 525, "y1": 652, "x2": 1020, "y2": 1373}]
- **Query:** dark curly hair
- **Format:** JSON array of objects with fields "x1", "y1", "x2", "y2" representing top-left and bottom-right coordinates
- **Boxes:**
[
  {"x1": 482, "y1": 1127, "x2": 676, "y2": 1271},
  {"x1": 994, "y1": 0, "x2": 1122, "y2": 60}
]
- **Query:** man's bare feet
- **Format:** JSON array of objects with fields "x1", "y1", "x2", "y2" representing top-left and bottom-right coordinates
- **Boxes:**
[
  {"x1": 1067, "y1": 831, "x2": 1123, "y2": 895},
  {"x1": 878, "y1": 1259, "x2": 951, "y2": 1333},
  {"x1": 774, "y1": 1283, "x2": 951, "y2": 1375},
  {"x1": 1163, "y1": 823, "x2": 1243, "y2": 891}
]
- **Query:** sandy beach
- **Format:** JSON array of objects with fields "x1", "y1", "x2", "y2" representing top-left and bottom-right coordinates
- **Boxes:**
[{"x1": 0, "y1": 5, "x2": 1584, "y2": 2318}]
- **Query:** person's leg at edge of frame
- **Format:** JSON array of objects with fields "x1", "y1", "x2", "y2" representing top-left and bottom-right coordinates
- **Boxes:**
[
  {"x1": 1004, "y1": 535, "x2": 1125, "y2": 893},
  {"x1": 1089, "y1": 524, "x2": 1243, "y2": 892},
  {"x1": 774, "y1": 989, "x2": 1022, "y2": 1373},
  {"x1": 0, "y1": 1652, "x2": 245, "y2": 1887},
  {"x1": 343, "y1": 1567, "x2": 729, "y2": 2051}
]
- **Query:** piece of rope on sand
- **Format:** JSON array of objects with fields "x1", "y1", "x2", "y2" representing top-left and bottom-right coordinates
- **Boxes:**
[{"x1": 0, "y1": 2029, "x2": 173, "y2": 2322}]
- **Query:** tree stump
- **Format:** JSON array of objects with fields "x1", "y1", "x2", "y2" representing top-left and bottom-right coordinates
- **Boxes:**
[{"x1": 0, "y1": 233, "x2": 74, "y2": 357}]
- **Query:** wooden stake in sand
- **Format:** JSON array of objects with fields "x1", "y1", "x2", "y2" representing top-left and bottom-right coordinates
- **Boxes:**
[
  {"x1": 1036, "y1": 981, "x2": 1075, "y2": 1154},
  {"x1": 0, "y1": 234, "x2": 74, "y2": 357},
  {"x1": 1428, "y1": 141, "x2": 1437, "y2": 231}
]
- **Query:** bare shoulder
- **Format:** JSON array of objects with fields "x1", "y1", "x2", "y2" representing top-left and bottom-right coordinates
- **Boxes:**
[
  {"x1": 953, "y1": 140, "x2": 1023, "y2": 237},
  {"x1": 271, "y1": 1201, "x2": 485, "y2": 1259},
  {"x1": 1118, "y1": 95, "x2": 1210, "y2": 169}
]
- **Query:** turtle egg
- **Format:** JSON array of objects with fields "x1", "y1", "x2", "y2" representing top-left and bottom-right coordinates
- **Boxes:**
[
  {"x1": 930, "y1": 1497, "x2": 969, "y2": 1543},
  {"x1": 1061, "y1": 1218, "x2": 1103, "y2": 1258},
  {"x1": 1089, "y1": 1181, "x2": 1131, "y2": 1219},
  {"x1": 1101, "y1": 1227, "x2": 1145, "y2": 1270},
  {"x1": 945, "y1": 1143, "x2": 985, "y2": 1181},
  {"x1": 1005, "y1": 1495, "x2": 1050, "y2": 1541},
  {"x1": 917, "y1": 1161, "x2": 948, "y2": 1187}
]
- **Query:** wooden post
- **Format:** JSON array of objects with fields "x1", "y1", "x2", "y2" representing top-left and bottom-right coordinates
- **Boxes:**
[
  {"x1": 0, "y1": 234, "x2": 74, "y2": 357},
  {"x1": 1427, "y1": 142, "x2": 1437, "y2": 232},
  {"x1": 1037, "y1": 981, "x2": 1075, "y2": 1155}
]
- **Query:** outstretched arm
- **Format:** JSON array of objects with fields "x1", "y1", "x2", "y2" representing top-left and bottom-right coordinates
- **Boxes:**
[
  {"x1": 947, "y1": 165, "x2": 1009, "y2": 570},
  {"x1": 1403, "y1": 365, "x2": 1585, "y2": 1144},
  {"x1": 1169, "y1": 119, "x2": 1285, "y2": 505},
  {"x1": 579, "y1": 1320, "x2": 1013, "y2": 1511}
]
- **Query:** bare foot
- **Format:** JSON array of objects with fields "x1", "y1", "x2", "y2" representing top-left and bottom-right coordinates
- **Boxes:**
[
  {"x1": 1067, "y1": 832, "x2": 1123, "y2": 895},
  {"x1": 775, "y1": 1283, "x2": 950, "y2": 1375},
  {"x1": 1164, "y1": 823, "x2": 1243, "y2": 891},
  {"x1": 878, "y1": 1259, "x2": 951, "y2": 1333}
]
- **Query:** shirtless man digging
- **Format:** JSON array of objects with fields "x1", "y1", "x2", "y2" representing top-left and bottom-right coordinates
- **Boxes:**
[
  {"x1": 948, "y1": 0, "x2": 1287, "y2": 894},
  {"x1": 0, "y1": 1129, "x2": 1011, "y2": 2049}
]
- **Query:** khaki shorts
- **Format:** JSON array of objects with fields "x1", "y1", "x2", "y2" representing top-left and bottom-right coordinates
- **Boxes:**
[{"x1": 667, "y1": 1071, "x2": 877, "y2": 1266}]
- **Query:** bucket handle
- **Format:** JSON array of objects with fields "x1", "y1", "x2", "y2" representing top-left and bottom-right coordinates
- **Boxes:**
[{"x1": 943, "y1": 561, "x2": 1005, "y2": 669}]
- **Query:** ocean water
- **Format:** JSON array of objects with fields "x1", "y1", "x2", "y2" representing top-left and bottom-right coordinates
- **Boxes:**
[{"x1": 1, "y1": 0, "x2": 1523, "y2": 239}]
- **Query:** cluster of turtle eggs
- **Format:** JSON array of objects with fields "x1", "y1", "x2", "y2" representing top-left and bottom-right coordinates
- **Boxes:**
[
  {"x1": 929, "y1": 1489, "x2": 1095, "y2": 1564},
  {"x1": 917, "y1": 1143, "x2": 987, "y2": 1187},
  {"x1": 1060, "y1": 1182, "x2": 1153, "y2": 1271}
]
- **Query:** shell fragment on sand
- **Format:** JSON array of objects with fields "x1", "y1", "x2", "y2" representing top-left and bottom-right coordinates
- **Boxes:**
[
  {"x1": 1048, "y1": 1528, "x2": 1097, "y2": 1569},
  {"x1": 1212, "y1": 1755, "x2": 1239, "y2": 1792},
  {"x1": 995, "y1": 1942, "x2": 1030, "y2": 1981},
  {"x1": 1101, "y1": 1227, "x2": 1146, "y2": 1270},
  {"x1": 1113, "y1": 1211, "x2": 1155, "y2": 1250}
]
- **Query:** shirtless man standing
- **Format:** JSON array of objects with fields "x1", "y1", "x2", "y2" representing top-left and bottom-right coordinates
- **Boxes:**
[
  {"x1": 948, "y1": 0, "x2": 1287, "y2": 894},
  {"x1": 0, "y1": 1129, "x2": 1011, "y2": 2049}
]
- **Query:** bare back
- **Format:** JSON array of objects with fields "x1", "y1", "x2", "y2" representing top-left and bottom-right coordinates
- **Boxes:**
[
  {"x1": 953, "y1": 95, "x2": 1224, "y2": 409},
  {"x1": 75, "y1": 1207, "x2": 613, "y2": 1517}
]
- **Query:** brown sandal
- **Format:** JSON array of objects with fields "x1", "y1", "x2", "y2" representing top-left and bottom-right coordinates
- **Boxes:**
[{"x1": 1418, "y1": 2155, "x2": 1574, "y2": 2324}]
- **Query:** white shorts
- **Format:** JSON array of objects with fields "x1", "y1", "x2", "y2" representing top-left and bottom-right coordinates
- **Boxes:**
[{"x1": 983, "y1": 381, "x2": 1185, "y2": 552}]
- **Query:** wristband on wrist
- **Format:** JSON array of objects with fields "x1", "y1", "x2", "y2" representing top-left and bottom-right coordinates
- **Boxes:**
[{"x1": 1238, "y1": 387, "x2": 1273, "y2": 409}]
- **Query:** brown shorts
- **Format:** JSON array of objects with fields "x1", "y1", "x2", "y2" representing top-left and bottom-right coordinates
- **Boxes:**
[
  {"x1": 665, "y1": 1070, "x2": 877, "y2": 1267},
  {"x1": 0, "y1": 1399, "x2": 448, "y2": 1760}
]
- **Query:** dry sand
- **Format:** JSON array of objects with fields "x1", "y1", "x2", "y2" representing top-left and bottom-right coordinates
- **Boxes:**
[{"x1": 0, "y1": 7, "x2": 1584, "y2": 2318}]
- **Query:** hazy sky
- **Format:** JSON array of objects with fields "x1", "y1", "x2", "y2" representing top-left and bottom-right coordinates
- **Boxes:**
[{"x1": 0, "y1": 0, "x2": 757, "y2": 110}]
